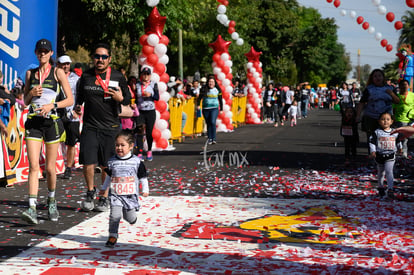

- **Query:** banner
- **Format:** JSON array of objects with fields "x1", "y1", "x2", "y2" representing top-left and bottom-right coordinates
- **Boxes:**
[{"x1": 0, "y1": 0, "x2": 58, "y2": 89}]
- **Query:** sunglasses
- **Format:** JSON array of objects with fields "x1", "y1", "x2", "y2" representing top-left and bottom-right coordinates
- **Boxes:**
[{"x1": 93, "y1": 54, "x2": 109, "y2": 60}]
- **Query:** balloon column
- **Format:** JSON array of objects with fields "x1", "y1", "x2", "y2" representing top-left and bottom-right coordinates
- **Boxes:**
[
  {"x1": 244, "y1": 47, "x2": 263, "y2": 124},
  {"x1": 215, "y1": 1, "x2": 244, "y2": 46},
  {"x1": 138, "y1": 7, "x2": 171, "y2": 150},
  {"x1": 208, "y1": 35, "x2": 234, "y2": 132}
]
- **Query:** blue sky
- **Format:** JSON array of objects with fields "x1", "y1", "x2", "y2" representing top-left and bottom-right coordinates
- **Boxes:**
[{"x1": 296, "y1": 0, "x2": 410, "y2": 75}]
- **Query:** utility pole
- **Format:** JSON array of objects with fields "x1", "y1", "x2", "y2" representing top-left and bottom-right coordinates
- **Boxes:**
[
  {"x1": 357, "y1": 49, "x2": 361, "y2": 84},
  {"x1": 179, "y1": 29, "x2": 183, "y2": 81}
]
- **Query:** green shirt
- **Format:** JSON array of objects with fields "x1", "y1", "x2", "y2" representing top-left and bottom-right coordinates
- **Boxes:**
[{"x1": 393, "y1": 92, "x2": 414, "y2": 123}]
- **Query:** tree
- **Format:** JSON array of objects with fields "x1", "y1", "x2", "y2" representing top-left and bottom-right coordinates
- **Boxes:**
[{"x1": 398, "y1": 10, "x2": 414, "y2": 48}]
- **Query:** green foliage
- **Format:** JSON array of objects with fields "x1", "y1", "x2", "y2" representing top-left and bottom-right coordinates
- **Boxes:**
[{"x1": 59, "y1": 0, "x2": 352, "y2": 85}]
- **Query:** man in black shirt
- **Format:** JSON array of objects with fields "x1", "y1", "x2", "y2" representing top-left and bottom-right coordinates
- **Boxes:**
[{"x1": 76, "y1": 43, "x2": 130, "y2": 212}]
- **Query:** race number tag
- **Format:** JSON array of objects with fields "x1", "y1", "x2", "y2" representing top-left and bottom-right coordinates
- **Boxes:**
[
  {"x1": 111, "y1": 176, "x2": 136, "y2": 195},
  {"x1": 341, "y1": 126, "x2": 353, "y2": 136}
]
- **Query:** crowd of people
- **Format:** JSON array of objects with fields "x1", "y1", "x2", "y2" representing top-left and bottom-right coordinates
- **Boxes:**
[{"x1": 1, "y1": 38, "x2": 413, "y2": 246}]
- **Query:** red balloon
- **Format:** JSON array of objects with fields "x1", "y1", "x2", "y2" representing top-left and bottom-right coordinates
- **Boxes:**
[
  {"x1": 159, "y1": 35, "x2": 169, "y2": 45},
  {"x1": 222, "y1": 116, "x2": 230, "y2": 125},
  {"x1": 326, "y1": 0, "x2": 333, "y2": 2},
  {"x1": 160, "y1": 72, "x2": 169, "y2": 83},
  {"x1": 386, "y1": 44, "x2": 393, "y2": 52},
  {"x1": 222, "y1": 91, "x2": 230, "y2": 100},
  {"x1": 160, "y1": 110, "x2": 170, "y2": 121},
  {"x1": 146, "y1": 53, "x2": 159, "y2": 66},
  {"x1": 152, "y1": 128, "x2": 161, "y2": 141},
  {"x1": 226, "y1": 99, "x2": 232, "y2": 106},
  {"x1": 356, "y1": 16, "x2": 364, "y2": 24},
  {"x1": 153, "y1": 63, "x2": 166, "y2": 75},
  {"x1": 333, "y1": 0, "x2": 341, "y2": 8},
  {"x1": 362, "y1": 22, "x2": 370, "y2": 30},
  {"x1": 139, "y1": 34, "x2": 148, "y2": 46},
  {"x1": 228, "y1": 27, "x2": 235, "y2": 34},
  {"x1": 394, "y1": 21, "x2": 403, "y2": 30},
  {"x1": 142, "y1": 45, "x2": 154, "y2": 55},
  {"x1": 407, "y1": 0, "x2": 414, "y2": 8},
  {"x1": 229, "y1": 20, "x2": 236, "y2": 28},
  {"x1": 156, "y1": 138, "x2": 168, "y2": 149},
  {"x1": 155, "y1": 100, "x2": 167, "y2": 113},
  {"x1": 216, "y1": 59, "x2": 225, "y2": 68},
  {"x1": 386, "y1": 12, "x2": 395, "y2": 22},
  {"x1": 212, "y1": 53, "x2": 221, "y2": 63},
  {"x1": 226, "y1": 73, "x2": 233, "y2": 80},
  {"x1": 380, "y1": 39, "x2": 388, "y2": 47},
  {"x1": 221, "y1": 65, "x2": 230, "y2": 74},
  {"x1": 227, "y1": 124, "x2": 234, "y2": 131}
]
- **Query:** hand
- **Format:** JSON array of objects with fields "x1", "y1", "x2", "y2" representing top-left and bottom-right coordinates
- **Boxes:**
[
  {"x1": 107, "y1": 87, "x2": 123, "y2": 102},
  {"x1": 74, "y1": 105, "x2": 82, "y2": 115},
  {"x1": 142, "y1": 192, "x2": 149, "y2": 197},
  {"x1": 131, "y1": 103, "x2": 137, "y2": 109},
  {"x1": 31, "y1": 85, "x2": 43, "y2": 97},
  {"x1": 34, "y1": 103, "x2": 54, "y2": 117},
  {"x1": 369, "y1": 152, "x2": 376, "y2": 159},
  {"x1": 0, "y1": 98, "x2": 4, "y2": 105},
  {"x1": 0, "y1": 122, "x2": 8, "y2": 137}
]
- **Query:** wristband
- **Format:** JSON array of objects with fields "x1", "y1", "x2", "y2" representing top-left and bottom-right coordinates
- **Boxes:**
[{"x1": 53, "y1": 103, "x2": 58, "y2": 110}]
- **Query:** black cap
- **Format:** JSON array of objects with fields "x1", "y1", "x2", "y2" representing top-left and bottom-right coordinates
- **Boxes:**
[
  {"x1": 35, "y1": 39, "x2": 52, "y2": 52},
  {"x1": 140, "y1": 67, "x2": 151, "y2": 75}
]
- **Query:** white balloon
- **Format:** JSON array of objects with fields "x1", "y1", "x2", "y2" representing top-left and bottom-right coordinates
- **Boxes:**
[
  {"x1": 253, "y1": 72, "x2": 260, "y2": 79},
  {"x1": 159, "y1": 54, "x2": 169, "y2": 65},
  {"x1": 246, "y1": 62, "x2": 253, "y2": 69},
  {"x1": 375, "y1": 32, "x2": 382, "y2": 41},
  {"x1": 217, "y1": 4, "x2": 226, "y2": 14},
  {"x1": 158, "y1": 82, "x2": 167, "y2": 93},
  {"x1": 236, "y1": 38, "x2": 244, "y2": 46},
  {"x1": 226, "y1": 110, "x2": 233, "y2": 118},
  {"x1": 231, "y1": 32, "x2": 239, "y2": 40},
  {"x1": 147, "y1": 34, "x2": 159, "y2": 46},
  {"x1": 138, "y1": 54, "x2": 147, "y2": 65},
  {"x1": 372, "y1": 0, "x2": 381, "y2": 6},
  {"x1": 368, "y1": 26, "x2": 375, "y2": 34},
  {"x1": 155, "y1": 110, "x2": 161, "y2": 120},
  {"x1": 218, "y1": 72, "x2": 226, "y2": 81},
  {"x1": 222, "y1": 79, "x2": 231, "y2": 87},
  {"x1": 161, "y1": 129, "x2": 171, "y2": 140},
  {"x1": 221, "y1": 53, "x2": 230, "y2": 61},
  {"x1": 251, "y1": 112, "x2": 258, "y2": 119},
  {"x1": 220, "y1": 14, "x2": 228, "y2": 24},
  {"x1": 216, "y1": 14, "x2": 224, "y2": 23},
  {"x1": 249, "y1": 67, "x2": 256, "y2": 73},
  {"x1": 377, "y1": 5, "x2": 386, "y2": 15},
  {"x1": 226, "y1": 86, "x2": 233, "y2": 94},
  {"x1": 254, "y1": 118, "x2": 261, "y2": 124},
  {"x1": 150, "y1": 73, "x2": 160, "y2": 83},
  {"x1": 350, "y1": 10, "x2": 357, "y2": 18},
  {"x1": 155, "y1": 119, "x2": 168, "y2": 131},
  {"x1": 249, "y1": 87, "x2": 256, "y2": 93},
  {"x1": 160, "y1": 91, "x2": 171, "y2": 102},
  {"x1": 259, "y1": 62, "x2": 263, "y2": 68},
  {"x1": 223, "y1": 105, "x2": 230, "y2": 112},
  {"x1": 225, "y1": 60, "x2": 233, "y2": 67},
  {"x1": 340, "y1": 9, "x2": 347, "y2": 16},
  {"x1": 154, "y1": 44, "x2": 167, "y2": 57},
  {"x1": 213, "y1": 67, "x2": 222, "y2": 75},
  {"x1": 146, "y1": 0, "x2": 159, "y2": 7},
  {"x1": 218, "y1": 123, "x2": 227, "y2": 132}
]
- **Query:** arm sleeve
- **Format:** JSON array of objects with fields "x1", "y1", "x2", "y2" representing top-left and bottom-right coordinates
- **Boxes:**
[
  {"x1": 101, "y1": 175, "x2": 111, "y2": 191},
  {"x1": 137, "y1": 162, "x2": 149, "y2": 193},
  {"x1": 152, "y1": 83, "x2": 160, "y2": 101},
  {"x1": 368, "y1": 132, "x2": 377, "y2": 153}
]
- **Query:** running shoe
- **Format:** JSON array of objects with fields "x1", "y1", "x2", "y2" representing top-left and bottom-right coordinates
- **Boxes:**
[
  {"x1": 377, "y1": 187, "x2": 386, "y2": 197},
  {"x1": 212, "y1": 140, "x2": 217, "y2": 144},
  {"x1": 208, "y1": 139, "x2": 213, "y2": 145},
  {"x1": 146, "y1": 151, "x2": 153, "y2": 161},
  {"x1": 105, "y1": 236, "x2": 117, "y2": 248},
  {"x1": 81, "y1": 187, "x2": 96, "y2": 212},
  {"x1": 62, "y1": 167, "x2": 72, "y2": 180},
  {"x1": 138, "y1": 154, "x2": 144, "y2": 161},
  {"x1": 21, "y1": 207, "x2": 38, "y2": 225},
  {"x1": 95, "y1": 196, "x2": 109, "y2": 212},
  {"x1": 47, "y1": 199, "x2": 59, "y2": 222}
]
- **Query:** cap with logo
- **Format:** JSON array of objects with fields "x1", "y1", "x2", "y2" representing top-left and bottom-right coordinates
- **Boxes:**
[
  {"x1": 35, "y1": 39, "x2": 53, "y2": 52},
  {"x1": 58, "y1": 55, "x2": 72, "y2": 64}
]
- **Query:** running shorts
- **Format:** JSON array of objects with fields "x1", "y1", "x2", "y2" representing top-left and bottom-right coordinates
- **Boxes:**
[
  {"x1": 24, "y1": 116, "x2": 65, "y2": 144},
  {"x1": 79, "y1": 127, "x2": 119, "y2": 166}
]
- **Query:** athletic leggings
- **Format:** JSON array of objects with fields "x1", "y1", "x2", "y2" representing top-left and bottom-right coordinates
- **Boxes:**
[
  {"x1": 136, "y1": 109, "x2": 156, "y2": 152},
  {"x1": 377, "y1": 160, "x2": 395, "y2": 189},
  {"x1": 108, "y1": 205, "x2": 137, "y2": 238}
]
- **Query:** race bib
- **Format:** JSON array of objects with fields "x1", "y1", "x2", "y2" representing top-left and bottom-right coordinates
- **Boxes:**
[
  {"x1": 111, "y1": 176, "x2": 136, "y2": 195},
  {"x1": 341, "y1": 126, "x2": 353, "y2": 136}
]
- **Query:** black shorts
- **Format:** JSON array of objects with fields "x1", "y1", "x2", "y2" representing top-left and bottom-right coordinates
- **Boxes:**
[
  {"x1": 79, "y1": 127, "x2": 119, "y2": 166},
  {"x1": 25, "y1": 116, "x2": 65, "y2": 144},
  {"x1": 63, "y1": 121, "x2": 80, "y2": 146}
]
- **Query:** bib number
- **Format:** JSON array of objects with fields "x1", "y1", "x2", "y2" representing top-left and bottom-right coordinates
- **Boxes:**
[
  {"x1": 111, "y1": 176, "x2": 136, "y2": 195},
  {"x1": 341, "y1": 126, "x2": 353, "y2": 136}
]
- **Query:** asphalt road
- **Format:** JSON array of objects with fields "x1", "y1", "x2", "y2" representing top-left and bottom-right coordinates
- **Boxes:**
[{"x1": 1, "y1": 107, "x2": 413, "y2": 263}]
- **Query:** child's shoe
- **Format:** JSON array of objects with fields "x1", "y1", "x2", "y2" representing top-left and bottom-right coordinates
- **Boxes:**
[
  {"x1": 377, "y1": 187, "x2": 386, "y2": 197},
  {"x1": 21, "y1": 207, "x2": 38, "y2": 224},
  {"x1": 138, "y1": 154, "x2": 144, "y2": 161},
  {"x1": 386, "y1": 188, "x2": 395, "y2": 199},
  {"x1": 105, "y1": 236, "x2": 117, "y2": 248},
  {"x1": 146, "y1": 151, "x2": 153, "y2": 161}
]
